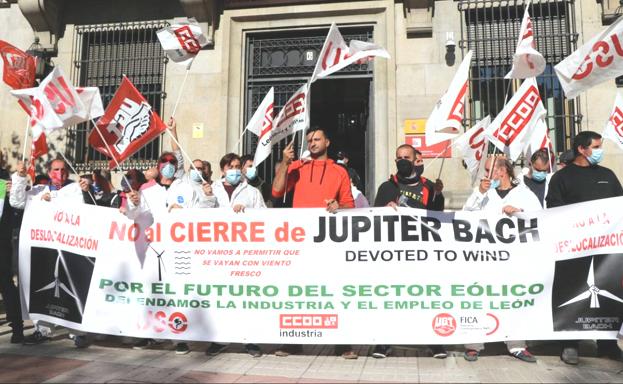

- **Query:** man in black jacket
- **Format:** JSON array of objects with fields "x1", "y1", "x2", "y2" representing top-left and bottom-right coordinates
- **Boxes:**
[
  {"x1": 546, "y1": 131, "x2": 623, "y2": 365},
  {"x1": 374, "y1": 144, "x2": 444, "y2": 210},
  {"x1": 371, "y1": 144, "x2": 445, "y2": 359},
  {"x1": 0, "y1": 153, "x2": 23, "y2": 344}
]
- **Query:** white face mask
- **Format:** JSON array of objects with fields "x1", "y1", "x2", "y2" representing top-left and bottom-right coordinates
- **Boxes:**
[
  {"x1": 225, "y1": 169, "x2": 242, "y2": 185},
  {"x1": 245, "y1": 166, "x2": 257, "y2": 181},
  {"x1": 190, "y1": 169, "x2": 203, "y2": 183}
]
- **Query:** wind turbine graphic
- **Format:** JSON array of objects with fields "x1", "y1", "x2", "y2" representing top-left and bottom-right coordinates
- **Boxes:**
[
  {"x1": 558, "y1": 258, "x2": 623, "y2": 309},
  {"x1": 35, "y1": 249, "x2": 85, "y2": 315},
  {"x1": 149, "y1": 245, "x2": 166, "y2": 282}
]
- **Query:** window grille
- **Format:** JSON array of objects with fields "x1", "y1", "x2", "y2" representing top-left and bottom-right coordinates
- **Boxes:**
[
  {"x1": 459, "y1": 0, "x2": 580, "y2": 153},
  {"x1": 243, "y1": 27, "x2": 373, "y2": 184},
  {"x1": 68, "y1": 21, "x2": 168, "y2": 172}
]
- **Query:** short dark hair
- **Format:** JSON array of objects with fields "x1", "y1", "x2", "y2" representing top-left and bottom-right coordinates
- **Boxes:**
[
  {"x1": 558, "y1": 149, "x2": 574, "y2": 165},
  {"x1": 396, "y1": 144, "x2": 421, "y2": 158},
  {"x1": 46, "y1": 157, "x2": 67, "y2": 172},
  {"x1": 306, "y1": 126, "x2": 329, "y2": 140},
  {"x1": 240, "y1": 154, "x2": 253, "y2": 166},
  {"x1": 34, "y1": 174, "x2": 50, "y2": 185},
  {"x1": 572, "y1": 131, "x2": 602, "y2": 157},
  {"x1": 202, "y1": 160, "x2": 212, "y2": 174},
  {"x1": 125, "y1": 169, "x2": 146, "y2": 186},
  {"x1": 530, "y1": 148, "x2": 550, "y2": 165},
  {"x1": 219, "y1": 153, "x2": 241, "y2": 170}
]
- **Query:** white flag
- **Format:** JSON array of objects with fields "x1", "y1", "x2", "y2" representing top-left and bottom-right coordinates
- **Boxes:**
[
  {"x1": 454, "y1": 116, "x2": 490, "y2": 185},
  {"x1": 248, "y1": 88, "x2": 275, "y2": 166},
  {"x1": 425, "y1": 51, "x2": 473, "y2": 146},
  {"x1": 554, "y1": 16, "x2": 623, "y2": 99},
  {"x1": 522, "y1": 118, "x2": 552, "y2": 159},
  {"x1": 603, "y1": 92, "x2": 623, "y2": 151},
  {"x1": 505, "y1": 4, "x2": 545, "y2": 79},
  {"x1": 484, "y1": 77, "x2": 546, "y2": 161},
  {"x1": 310, "y1": 23, "x2": 390, "y2": 83},
  {"x1": 11, "y1": 67, "x2": 88, "y2": 140},
  {"x1": 157, "y1": 18, "x2": 208, "y2": 69},
  {"x1": 76, "y1": 87, "x2": 104, "y2": 119},
  {"x1": 256, "y1": 84, "x2": 308, "y2": 155}
]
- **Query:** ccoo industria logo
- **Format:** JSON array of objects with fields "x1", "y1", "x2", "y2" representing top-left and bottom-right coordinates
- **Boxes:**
[
  {"x1": 279, "y1": 314, "x2": 338, "y2": 329},
  {"x1": 552, "y1": 254, "x2": 623, "y2": 331}
]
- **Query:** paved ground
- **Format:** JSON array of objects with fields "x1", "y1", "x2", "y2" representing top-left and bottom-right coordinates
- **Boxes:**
[{"x1": 0, "y1": 316, "x2": 621, "y2": 383}]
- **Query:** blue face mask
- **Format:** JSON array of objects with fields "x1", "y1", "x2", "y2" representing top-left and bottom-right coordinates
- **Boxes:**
[
  {"x1": 587, "y1": 148, "x2": 604, "y2": 165},
  {"x1": 225, "y1": 169, "x2": 242, "y2": 185},
  {"x1": 490, "y1": 179, "x2": 501, "y2": 190},
  {"x1": 190, "y1": 169, "x2": 203, "y2": 183},
  {"x1": 245, "y1": 166, "x2": 257, "y2": 181},
  {"x1": 92, "y1": 183, "x2": 102, "y2": 194},
  {"x1": 160, "y1": 163, "x2": 176, "y2": 179},
  {"x1": 532, "y1": 170, "x2": 547, "y2": 182}
]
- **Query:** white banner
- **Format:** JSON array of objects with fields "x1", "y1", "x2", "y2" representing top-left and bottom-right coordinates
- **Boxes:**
[
  {"x1": 248, "y1": 88, "x2": 275, "y2": 166},
  {"x1": 425, "y1": 51, "x2": 473, "y2": 146},
  {"x1": 554, "y1": 16, "x2": 623, "y2": 99},
  {"x1": 505, "y1": 4, "x2": 545, "y2": 79},
  {"x1": 310, "y1": 23, "x2": 390, "y2": 83},
  {"x1": 20, "y1": 199, "x2": 623, "y2": 344},
  {"x1": 157, "y1": 18, "x2": 208, "y2": 69},
  {"x1": 454, "y1": 116, "x2": 490, "y2": 185},
  {"x1": 485, "y1": 77, "x2": 546, "y2": 161},
  {"x1": 603, "y1": 92, "x2": 623, "y2": 151}
]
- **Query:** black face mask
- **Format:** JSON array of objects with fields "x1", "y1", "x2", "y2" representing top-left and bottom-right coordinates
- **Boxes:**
[
  {"x1": 396, "y1": 160, "x2": 424, "y2": 184},
  {"x1": 396, "y1": 159, "x2": 414, "y2": 177}
]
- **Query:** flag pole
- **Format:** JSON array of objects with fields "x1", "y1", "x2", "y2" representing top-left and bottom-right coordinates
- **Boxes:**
[
  {"x1": 171, "y1": 69, "x2": 190, "y2": 119},
  {"x1": 163, "y1": 128, "x2": 206, "y2": 183},
  {"x1": 21, "y1": 117, "x2": 30, "y2": 162},
  {"x1": 54, "y1": 140, "x2": 97, "y2": 205},
  {"x1": 485, "y1": 78, "x2": 515, "y2": 179},
  {"x1": 230, "y1": 126, "x2": 249, "y2": 154},
  {"x1": 89, "y1": 119, "x2": 136, "y2": 192},
  {"x1": 165, "y1": 69, "x2": 206, "y2": 183}
]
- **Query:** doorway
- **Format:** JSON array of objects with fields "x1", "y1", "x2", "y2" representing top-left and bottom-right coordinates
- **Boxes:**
[{"x1": 309, "y1": 78, "x2": 371, "y2": 194}]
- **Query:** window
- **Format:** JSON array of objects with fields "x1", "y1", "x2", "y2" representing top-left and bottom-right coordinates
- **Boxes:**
[
  {"x1": 68, "y1": 21, "x2": 168, "y2": 172},
  {"x1": 459, "y1": 0, "x2": 580, "y2": 152}
]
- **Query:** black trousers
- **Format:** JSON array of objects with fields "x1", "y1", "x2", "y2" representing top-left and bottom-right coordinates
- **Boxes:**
[{"x1": 0, "y1": 235, "x2": 22, "y2": 330}]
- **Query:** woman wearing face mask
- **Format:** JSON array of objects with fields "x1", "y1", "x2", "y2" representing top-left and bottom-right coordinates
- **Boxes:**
[
  {"x1": 211, "y1": 153, "x2": 266, "y2": 213},
  {"x1": 463, "y1": 156, "x2": 542, "y2": 215},
  {"x1": 461, "y1": 156, "x2": 541, "y2": 363},
  {"x1": 126, "y1": 152, "x2": 216, "y2": 220}
]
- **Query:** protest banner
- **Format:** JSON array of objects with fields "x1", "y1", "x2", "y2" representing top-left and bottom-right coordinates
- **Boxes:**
[{"x1": 19, "y1": 199, "x2": 623, "y2": 343}]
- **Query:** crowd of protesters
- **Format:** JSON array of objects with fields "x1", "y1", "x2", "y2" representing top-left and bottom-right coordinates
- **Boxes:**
[{"x1": 1, "y1": 120, "x2": 622, "y2": 363}]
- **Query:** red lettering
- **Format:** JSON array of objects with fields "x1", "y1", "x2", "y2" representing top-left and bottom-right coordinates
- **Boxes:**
[
  {"x1": 174, "y1": 25, "x2": 201, "y2": 54},
  {"x1": 250, "y1": 222, "x2": 264, "y2": 242},
  {"x1": 213, "y1": 222, "x2": 229, "y2": 242},
  {"x1": 109, "y1": 221, "x2": 126, "y2": 240},
  {"x1": 171, "y1": 222, "x2": 185, "y2": 242},
  {"x1": 594, "y1": 40, "x2": 613, "y2": 68}
]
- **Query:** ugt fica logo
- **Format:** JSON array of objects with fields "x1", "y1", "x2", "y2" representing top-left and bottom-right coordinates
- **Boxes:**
[
  {"x1": 432, "y1": 313, "x2": 456, "y2": 336},
  {"x1": 552, "y1": 254, "x2": 623, "y2": 331}
]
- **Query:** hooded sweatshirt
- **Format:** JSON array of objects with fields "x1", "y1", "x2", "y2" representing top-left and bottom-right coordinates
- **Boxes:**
[{"x1": 272, "y1": 159, "x2": 354, "y2": 208}]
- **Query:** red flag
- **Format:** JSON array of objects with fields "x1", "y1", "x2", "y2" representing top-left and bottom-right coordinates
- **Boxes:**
[
  {"x1": 0, "y1": 40, "x2": 36, "y2": 89},
  {"x1": 27, "y1": 132, "x2": 48, "y2": 181},
  {"x1": 88, "y1": 77, "x2": 167, "y2": 169}
]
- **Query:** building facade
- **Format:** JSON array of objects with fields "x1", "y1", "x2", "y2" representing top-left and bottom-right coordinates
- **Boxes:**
[{"x1": 0, "y1": 0, "x2": 621, "y2": 208}]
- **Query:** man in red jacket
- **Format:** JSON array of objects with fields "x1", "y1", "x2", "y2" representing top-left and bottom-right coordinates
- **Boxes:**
[
  {"x1": 271, "y1": 127, "x2": 356, "y2": 359},
  {"x1": 272, "y1": 127, "x2": 354, "y2": 211}
]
